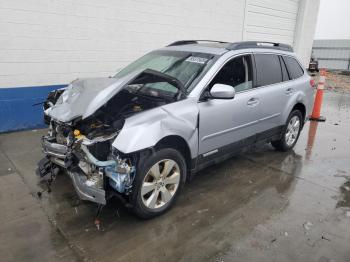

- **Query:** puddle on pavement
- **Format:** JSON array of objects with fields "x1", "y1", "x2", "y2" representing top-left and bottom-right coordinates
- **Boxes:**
[{"x1": 337, "y1": 177, "x2": 350, "y2": 208}]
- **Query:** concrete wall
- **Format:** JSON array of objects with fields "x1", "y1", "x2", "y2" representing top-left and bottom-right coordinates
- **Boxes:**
[
  {"x1": 293, "y1": 0, "x2": 320, "y2": 67},
  {"x1": 0, "y1": 0, "x2": 319, "y2": 132}
]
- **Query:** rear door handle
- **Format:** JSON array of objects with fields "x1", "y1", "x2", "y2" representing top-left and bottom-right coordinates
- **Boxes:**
[
  {"x1": 285, "y1": 88, "x2": 294, "y2": 95},
  {"x1": 247, "y1": 97, "x2": 259, "y2": 106}
]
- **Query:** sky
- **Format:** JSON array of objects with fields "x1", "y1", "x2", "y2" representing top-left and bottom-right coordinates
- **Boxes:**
[{"x1": 315, "y1": 0, "x2": 350, "y2": 39}]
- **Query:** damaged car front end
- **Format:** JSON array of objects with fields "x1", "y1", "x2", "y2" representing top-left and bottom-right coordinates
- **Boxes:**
[
  {"x1": 40, "y1": 122, "x2": 135, "y2": 205},
  {"x1": 37, "y1": 50, "x2": 210, "y2": 211},
  {"x1": 38, "y1": 71, "x2": 186, "y2": 205}
]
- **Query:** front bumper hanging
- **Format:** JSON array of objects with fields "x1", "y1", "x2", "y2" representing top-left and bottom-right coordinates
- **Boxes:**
[
  {"x1": 40, "y1": 136, "x2": 107, "y2": 205},
  {"x1": 68, "y1": 170, "x2": 106, "y2": 205}
]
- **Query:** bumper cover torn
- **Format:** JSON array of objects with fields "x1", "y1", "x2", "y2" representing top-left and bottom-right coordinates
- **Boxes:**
[
  {"x1": 68, "y1": 170, "x2": 106, "y2": 205},
  {"x1": 39, "y1": 135, "x2": 134, "y2": 205}
]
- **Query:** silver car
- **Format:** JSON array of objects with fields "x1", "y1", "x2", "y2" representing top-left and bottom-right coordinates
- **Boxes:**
[{"x1": 38, "y1": 40, "x2": 314, "y2": 218}]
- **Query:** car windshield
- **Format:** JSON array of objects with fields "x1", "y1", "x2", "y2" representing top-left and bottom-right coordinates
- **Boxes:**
[{"x1": 114, "y1": 50, "x2": 213, "y2": 94}]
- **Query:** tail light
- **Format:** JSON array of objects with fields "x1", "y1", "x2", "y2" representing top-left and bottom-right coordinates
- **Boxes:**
[{"x1": 310, "y1": 79, "x2": 315, "y2": 88}]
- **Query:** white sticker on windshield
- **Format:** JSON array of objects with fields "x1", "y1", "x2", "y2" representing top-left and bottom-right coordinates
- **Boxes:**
[{"x1": 185, "y1": 56, "x2": 208, "y2": 64}]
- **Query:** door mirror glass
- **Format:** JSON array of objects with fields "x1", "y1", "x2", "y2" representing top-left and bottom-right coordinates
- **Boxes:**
[{"x1": 210, "y1": 84, "x2": 235, "y2": 99}]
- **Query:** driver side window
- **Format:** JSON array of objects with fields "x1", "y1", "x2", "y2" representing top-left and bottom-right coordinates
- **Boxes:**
[{"x1": 209, "y1": 55, "x2": 253, "y2": 93}]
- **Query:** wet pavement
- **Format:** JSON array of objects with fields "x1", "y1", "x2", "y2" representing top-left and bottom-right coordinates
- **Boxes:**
[{"x1": 0, "y1": 91, "x2": 350, "y2": 262}]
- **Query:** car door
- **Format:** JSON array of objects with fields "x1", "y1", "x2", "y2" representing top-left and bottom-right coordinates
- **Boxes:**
[
  {"x1": 198, "y1": 54, "x2": 261, "y2": 156},
  {"x1": 252, "y1": 53, "x2": 290, "y2": 138}
]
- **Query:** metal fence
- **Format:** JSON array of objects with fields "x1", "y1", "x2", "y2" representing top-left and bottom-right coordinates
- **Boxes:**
[{"x1": 312, "y1": 39, "x2": 350, "y2": 70}]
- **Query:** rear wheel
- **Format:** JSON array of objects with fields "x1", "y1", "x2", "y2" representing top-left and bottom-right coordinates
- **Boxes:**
[
  {"x1": 271, "y1": 110, "x2": 303, "y2": 151},
  {"x1": 131, "y1": 148, "x2": 186, "y2": 219}
]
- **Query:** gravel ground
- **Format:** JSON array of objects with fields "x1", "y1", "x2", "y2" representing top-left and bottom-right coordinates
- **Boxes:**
[{"x1": 311, "y1": 70, "x2": 350, "y2": 93}]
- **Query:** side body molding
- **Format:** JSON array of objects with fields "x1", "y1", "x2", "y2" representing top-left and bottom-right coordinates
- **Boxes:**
[{"x1": 112, "y1": 98, "x2": 199, "y2": 158}]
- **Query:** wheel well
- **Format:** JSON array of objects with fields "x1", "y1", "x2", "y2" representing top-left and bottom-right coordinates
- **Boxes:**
[
  {"x1": 292, "y1": 103, "x2": 306, "y2": 122},
  {"x1": 155, "y1": 136, "x2": 192, "y2": 172}
]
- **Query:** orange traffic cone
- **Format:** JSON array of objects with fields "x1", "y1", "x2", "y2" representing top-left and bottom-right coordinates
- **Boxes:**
[{"x1": 310, "y1": 69, "x2": 326, "y2": 122}]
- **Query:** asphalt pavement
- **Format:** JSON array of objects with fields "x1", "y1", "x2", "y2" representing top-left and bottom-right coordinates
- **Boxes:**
[{"x1": 0, "y1": 91, "x2": 349, "y2": 262}]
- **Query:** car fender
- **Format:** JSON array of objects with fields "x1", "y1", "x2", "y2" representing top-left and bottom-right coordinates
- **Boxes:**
[
  {"x1": 112, "y1": 98, "x2": 199, "y2": 158},
  {"x1": 282, "y1": 90, "x2": 308, "y2": 122}
]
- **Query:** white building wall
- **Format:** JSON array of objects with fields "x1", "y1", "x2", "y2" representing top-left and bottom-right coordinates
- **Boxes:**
[
  {"x1": 0, "y1": 0, "x2": 246, "y2": 88},
  {"x1": 293, "y1": 0, "x2": 321, "y2": 67},
  {"x1": 0, "y1": 0, "x2": 320, "y2": 89},
  {"x1": 243, "y1": 0, "x2": 300, "y2": 46}
]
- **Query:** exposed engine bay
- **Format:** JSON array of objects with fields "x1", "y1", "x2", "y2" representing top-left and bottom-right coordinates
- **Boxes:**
[
  {"x1": 37, "y1": 70, "x2": 182, "y2": 205},
  {"x1": 60, "y1": 88, "x2": 169, "y2": 141},
  {"x1": 78, "y1": 88, "x2": 169, "y2": 136}
]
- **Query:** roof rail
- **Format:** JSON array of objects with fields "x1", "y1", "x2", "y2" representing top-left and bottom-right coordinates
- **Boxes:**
[
  {"x1": 167, "y1": 40, "x2": 293, "y2": 52},
  {"x1": 227, "y1": 41, "x2": 293, "y2": 52},
  {"x1": 167, "y1": 40, "x2": 229, "y2": 47}
]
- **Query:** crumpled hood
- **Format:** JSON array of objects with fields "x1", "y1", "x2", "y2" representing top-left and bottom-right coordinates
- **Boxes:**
[{"x1": 46, "y1": 72, "x2": 139, "y2": 123}]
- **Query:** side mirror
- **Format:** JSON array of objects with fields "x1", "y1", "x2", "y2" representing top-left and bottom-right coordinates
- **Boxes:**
[{"x1": 210, "y1": 84, "x2": 236, "y2": 99}]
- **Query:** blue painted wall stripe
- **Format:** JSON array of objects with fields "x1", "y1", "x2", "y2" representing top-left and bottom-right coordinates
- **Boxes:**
[{"x1": 0, "y1": 84, "x2": 67, "y2": 133}]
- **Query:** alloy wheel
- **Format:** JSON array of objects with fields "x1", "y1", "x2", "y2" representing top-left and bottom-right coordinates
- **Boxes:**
[
  {"x1": 141, "y1": 159, "x2": 180, "y2": 209},
  {"x1": 285, "y1": 115, "x2": 301, "y2": 146}
]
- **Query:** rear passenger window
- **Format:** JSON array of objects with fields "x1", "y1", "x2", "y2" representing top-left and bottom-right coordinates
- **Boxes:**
[
  {"x1": 283, "y1": 56, "x2": 304, "y2": 79},
  {"x1": 254, "y1": 54, "x2": 282, "y2": 87},
  {"x1": 279, "y1": 56, "x2": 290, "y2": 81}
]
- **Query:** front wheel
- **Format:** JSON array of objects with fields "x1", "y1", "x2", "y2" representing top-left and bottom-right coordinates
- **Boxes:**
[
  {"x1": 131, "y1": 148, "x2": 186, "y2": 219},
  {"x1": 271, "y1": 110, "x2": 303, "y2": 151}
]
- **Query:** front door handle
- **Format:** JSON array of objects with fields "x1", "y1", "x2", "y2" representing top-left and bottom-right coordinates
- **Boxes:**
[
  {"x1": 247, "y1": 97, "x2": 259, "y2": 106},
  {"x1": 285, "y1": 88, "x2": 294, "y2": 95}
]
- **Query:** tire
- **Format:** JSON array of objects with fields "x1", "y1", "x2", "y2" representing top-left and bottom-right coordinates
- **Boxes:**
[
  {"x1": 271, "y1": 110, "x2": 303, "y2": 152},
  {"x1": 131, "y1": 148, "x2": 186, "y2": 219}
]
